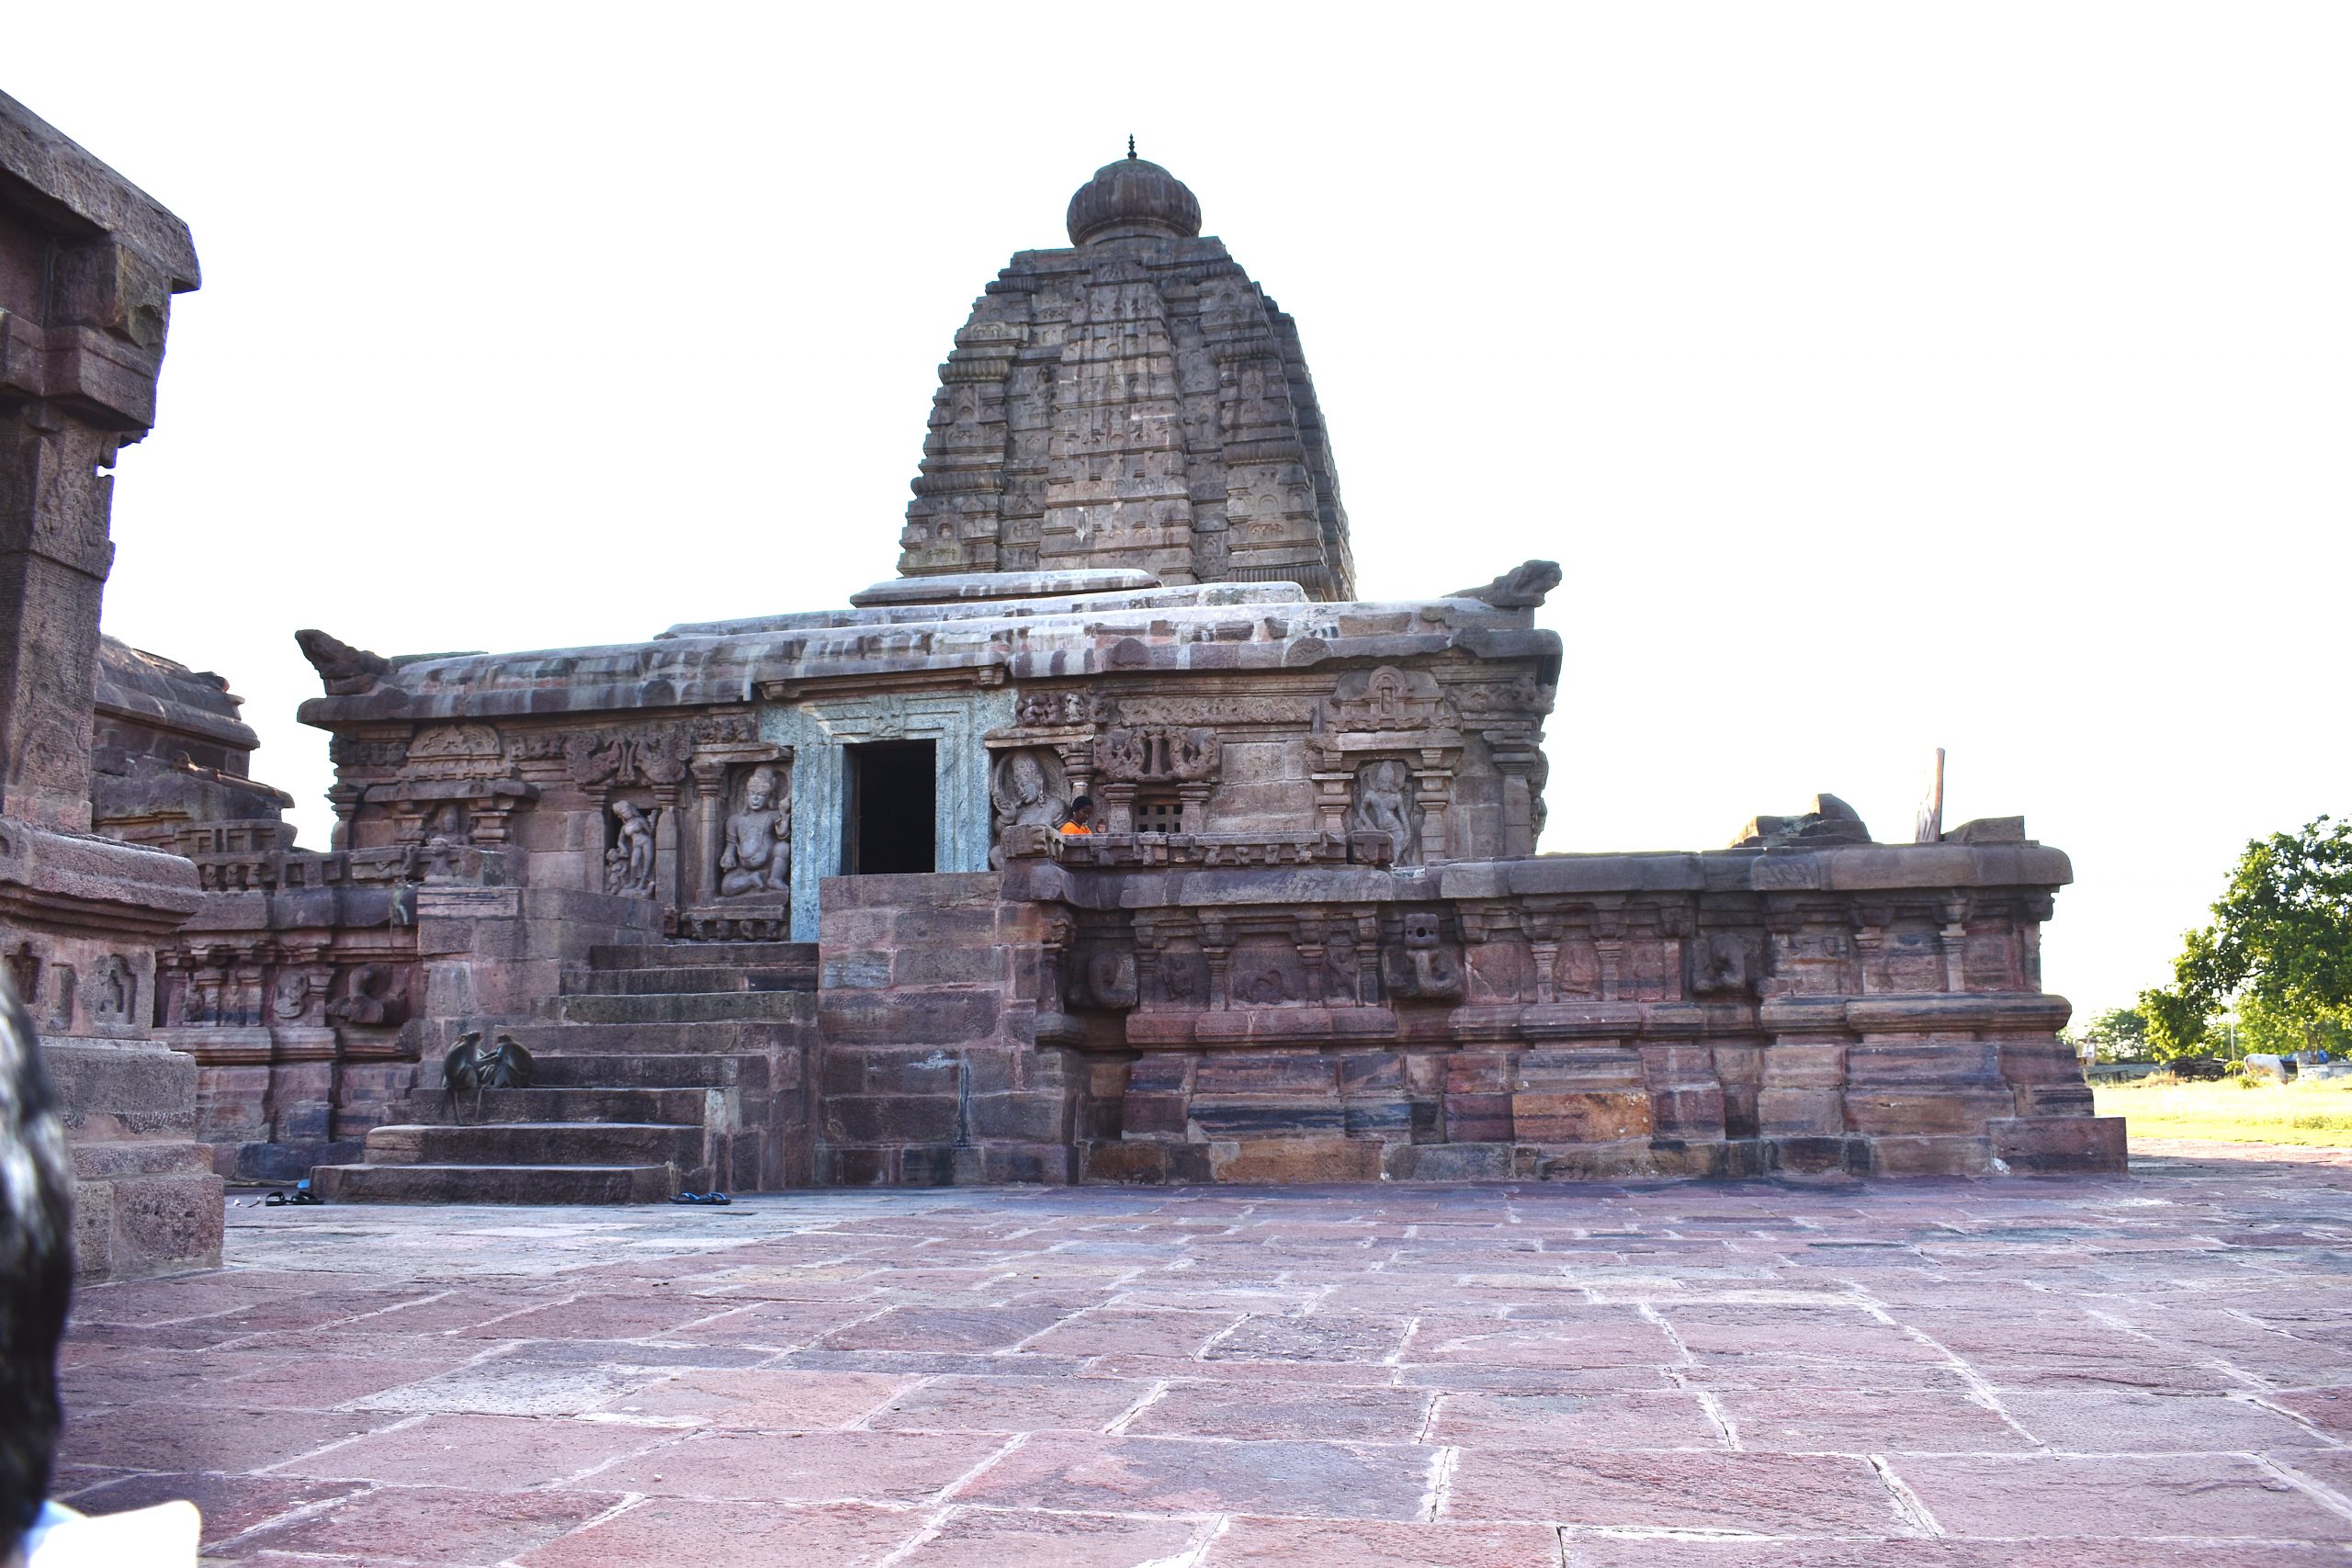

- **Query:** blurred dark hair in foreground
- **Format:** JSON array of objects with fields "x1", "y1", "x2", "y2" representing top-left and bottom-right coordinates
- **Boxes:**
[{"x1": 0, "y1": 975, "x2": 74, "y2": 1562}]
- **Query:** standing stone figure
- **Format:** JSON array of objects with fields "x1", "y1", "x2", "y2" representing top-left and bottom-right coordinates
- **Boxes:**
[
  {"x1": 718, "y1": 767, "x2": 790, "y2": 897},
  {"x1": 605, "y1": 800, "x2": 657, "y2": 898},
  {"x1": 1351, "y1": 760, "x2": 1421, "y2": 866}
]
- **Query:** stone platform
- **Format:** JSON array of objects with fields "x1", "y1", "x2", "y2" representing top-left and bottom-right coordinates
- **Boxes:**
[{"x1": 50, "y1": 1146, "x2": 2352, "y2": 1564}]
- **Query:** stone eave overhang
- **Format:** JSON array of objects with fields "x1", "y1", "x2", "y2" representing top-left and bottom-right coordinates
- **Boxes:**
[
  {"x1": 297, "y1": 594, "x2": 1562, "y2": 732},
  {"x1": 1007, "y1": 843, "x2": 2074, "y2": 915}
]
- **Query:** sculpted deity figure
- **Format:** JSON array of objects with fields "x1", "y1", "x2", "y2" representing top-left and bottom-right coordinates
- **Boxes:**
[
  {"x1": 605, "y1": 800, "x2": 658, "y2": 898},
  {"x1": 718, "y1": 766, "x2": 790, "y2": 897},
  {"x1": 989, "y1": 749, "x2": 1069, "y2": 865},
  {"x1": 1351, "y1": 759, "x2": 1421, "y2": 866}
]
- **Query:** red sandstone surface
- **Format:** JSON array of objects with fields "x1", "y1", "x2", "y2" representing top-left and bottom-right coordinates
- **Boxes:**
[{"x1": 52, "y1": 1148, "x2": 2352, "y2": 1564}]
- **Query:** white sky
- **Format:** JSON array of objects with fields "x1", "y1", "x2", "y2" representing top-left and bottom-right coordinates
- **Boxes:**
[{"x1": 12, "y1": 5, "x2": 2348, "y2": 1021}]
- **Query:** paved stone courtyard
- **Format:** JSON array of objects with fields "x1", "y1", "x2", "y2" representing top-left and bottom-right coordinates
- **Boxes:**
[{"x1": 51, "y1": 1145, "x2": 2352, "y2": 1565}]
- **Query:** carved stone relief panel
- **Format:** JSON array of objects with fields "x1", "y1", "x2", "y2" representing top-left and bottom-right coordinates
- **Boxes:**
[
  {"x1": 1620, "y1": 940, "x2": 1679, "y2": 1003},
  {"x1": 1349, "y1": 759, "x2": 1423, "y2": 865},
  {"x1": 1766, "y1": 926, "x2": 1855, "y2": 998},
  {"x1": 1554, "y1": 941, "x2": 1602, "y2": 1001},
  {"x1": 716, "y1": 762, "x2": 791, "y2": 899},
  {"x1": 270, "y1": 966, "x2": 325, "y2": 1026},
  {"x1": 405, "y1": 724, "x2": 505, "y2": 779},
  {"x1": 85, "y1": 954, "x2": 134, "y2": 1026},
  {"x1": 1227, "y1": 937, "x2": 1302, "y2": 1007},
  {"x1": 1322, "y1": 919, "x2": 1373, "y2": 1007},
  {"x1": 565, "y1": 725, "x2": 692, "y2": 790},
  {"x1": 1962, "y1": 925, "x2": 2022, "y2": 992},
  {"x1": 5, "y1": 943, "x2": 37, "y2": 1005},
  {"x1": 1464, "y1": 938, "x2": 1534, "y2": 1005},
  {"x1": 604, "y1": 795, "x2": 661, "y2": 899},
  {"x1": 1068, "y1": 946, "x2": 1138, "y2": 1010},
  {"x1": 46, "y1": 964, "x2": 76, "y2": 1032},
  {"x1": 1865, "y1": 919, "x2": 1947, "y2": 994},
  {"x1": 1014, "y1": 690, "x2": 1105, "y2": 729},
  {"x1": 1323, "y1": 666, "x2": 1459, "y2": 732},
  {"x1": 990, "y1": 749, "x2": 1069, "y2": 863},
  {"x1": 325, "y1": 963, "x2": 409, "y2": 1029},
  {"x1": 1154, "y1": 946, "x2": 1207, "y2": 1009},
  {"x1": 1095, "y1": 726, "x2": 1220, "y2": 784},
  {"x1": 1689, "y1": 931, "x2": 1758, "y2": 998}
]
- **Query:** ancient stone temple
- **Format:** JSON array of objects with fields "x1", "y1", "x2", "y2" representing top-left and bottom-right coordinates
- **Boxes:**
[
  {"x1": 0, "y1": 91, "x2": 220, "y2": 1275},
  {"x1": 42, "y1": 141, "x2": 2124, "y2": 1206}
]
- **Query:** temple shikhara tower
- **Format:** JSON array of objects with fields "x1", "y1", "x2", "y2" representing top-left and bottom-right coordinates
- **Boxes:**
[
  {"x1": 8, "y1": 123, "x2": 2124, "y2": 1245},
  {"x1": 899, "y1": 151, "x2": 1353, "y2": 600}
]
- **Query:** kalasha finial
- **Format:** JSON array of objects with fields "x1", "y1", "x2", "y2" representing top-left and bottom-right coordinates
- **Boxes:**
[{"x1": 1127, "y1": 134, "x2": 1136, "y2": 160}]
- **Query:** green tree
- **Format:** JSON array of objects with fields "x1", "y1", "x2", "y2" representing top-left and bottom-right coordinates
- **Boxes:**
[
  {"x1": 2070, "y1": 1006, "x2": 2150, "y2": 1062},
  {"x1": 2141, "y1": 817, "x2": 2352, "y2": 1057}
]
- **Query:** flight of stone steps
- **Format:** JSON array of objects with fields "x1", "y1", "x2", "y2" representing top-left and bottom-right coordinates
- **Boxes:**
[{"x1": 311, "y1": 941, "x2": 818, "y2": 1204}]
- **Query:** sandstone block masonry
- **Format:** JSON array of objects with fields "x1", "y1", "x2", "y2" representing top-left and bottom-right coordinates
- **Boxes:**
[{"x1": 0, "y1": 90, "x2": 220, "y2": 1273}]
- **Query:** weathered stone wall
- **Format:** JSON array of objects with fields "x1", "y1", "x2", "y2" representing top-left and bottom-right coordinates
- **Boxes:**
[
  {"x1": 0, "y1": 89, "x2": 222, "y2": 1274},
  {"x1": 815, "y1": 872, "x2": 1080, "y2": 1185},
  {"x1": 971, "y1": 834, "x2": 2121, "y2": 1183}
]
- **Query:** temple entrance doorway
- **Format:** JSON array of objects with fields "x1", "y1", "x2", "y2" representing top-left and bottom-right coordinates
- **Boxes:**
[{"x1": 844, "y1": 740, "x2": 936, "y2": 874}]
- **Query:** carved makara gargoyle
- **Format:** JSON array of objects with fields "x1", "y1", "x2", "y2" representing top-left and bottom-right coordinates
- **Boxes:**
[
  {"x1": 1381, "y1": 911, "x2": 1464, "y2": 1001},
  {"x1": 294, "y1": 628, "x2": 390, "y2": 696}
]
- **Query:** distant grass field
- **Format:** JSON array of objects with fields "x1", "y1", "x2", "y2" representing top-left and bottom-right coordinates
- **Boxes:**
[{"x1": 2095, "y1": 1075, "x2": 2352, "y2": 1146}]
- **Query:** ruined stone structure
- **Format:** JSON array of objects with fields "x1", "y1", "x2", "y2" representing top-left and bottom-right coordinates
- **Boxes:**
[
  {"x1": 24, "y1": 137, "x2": 2122, "y2": 1209},
  {"x1": 0, "y1": 92, "x2": 220, "y2": 1275}
]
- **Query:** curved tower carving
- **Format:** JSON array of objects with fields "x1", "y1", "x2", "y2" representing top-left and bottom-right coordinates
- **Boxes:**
[{"x1": 897, "y1": 151, "x2": 1355, "y2": 600}]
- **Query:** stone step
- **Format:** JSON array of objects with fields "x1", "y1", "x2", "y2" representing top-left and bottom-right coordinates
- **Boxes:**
[
  {"x1": 362, "y1": 1121, "x2": 706, "y2": 1169},
  {"x1": 557, "y1": 991, "x2": 812, "y2": 1025},
  {"x1": 500, "y1": 1017, "x2": 810, "y2": 1057},
  {"x1": 525, "y1": 1054, "x2": 761, "y2": 1091},
  {"x1": 588, "y1": 942, "x2": 816, "y2": 972},
  {"x1": 561, "y1": 965, "x2": 814, "y2": 997},
  {"x1": 394, "y1": 1086, "x2": 718, "y2": 1126},
  {"x1": 311, "y1": 1162, "x2": 677, "y2": 1204}
]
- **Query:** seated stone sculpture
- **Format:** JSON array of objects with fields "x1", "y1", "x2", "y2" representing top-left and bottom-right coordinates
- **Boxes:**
[
  {"x1": 990, "y1": 750, "x2": 1069, "y2": 866},
  {"x1": 718, "y1": 767, "x2": 789, "y2": 897}
]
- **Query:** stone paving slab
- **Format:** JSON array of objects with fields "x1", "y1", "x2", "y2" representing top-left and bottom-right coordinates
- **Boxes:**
[{"x1": 47, "y1": 1145, "x2": 2352, "y2": 1565}]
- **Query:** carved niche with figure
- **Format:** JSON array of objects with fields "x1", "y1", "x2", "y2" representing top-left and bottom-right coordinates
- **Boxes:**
[
  {"x1": 605, "y1": 799, "x2": 660, "y2": 898},
  {"x1": 1349, "y1": 760, "x2": 1424, "y2": 866},
  {"x1": 717, "y1": 763, "x2": 791, "y2": 898},
  {"x1": 989, "y1": 749, "x2": 1070, "y2": 864}
]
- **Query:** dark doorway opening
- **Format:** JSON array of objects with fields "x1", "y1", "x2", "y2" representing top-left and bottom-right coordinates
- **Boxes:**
[{"x1": 845, "y1": 740, "x2": 936, "y2": 874}]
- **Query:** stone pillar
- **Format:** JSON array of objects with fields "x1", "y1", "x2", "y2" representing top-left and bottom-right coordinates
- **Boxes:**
[
  {"x1": 690, "y1": 758, "x2": 729, "y2": 907},
  {"x1": 1483, "y1": 728, "x2": 1540, "y2": 859},
  {"x1": 0, "y1": 90, "x2": 219, "y2": 1279}
]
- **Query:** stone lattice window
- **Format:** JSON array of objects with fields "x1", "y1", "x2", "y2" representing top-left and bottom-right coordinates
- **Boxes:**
[{"x1": 1134, "y1": 794, "x2": 1183, "y2": 835}]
